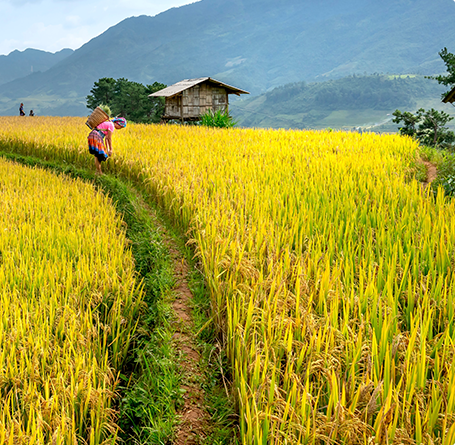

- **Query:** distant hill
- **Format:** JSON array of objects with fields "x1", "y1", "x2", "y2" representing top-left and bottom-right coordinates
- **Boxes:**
[
  {"x1": 1, "y1": 0, "x2": 455, "y2": 117},
  {"x1": 0, "y1": 48, "x2": 73, "y2": 86},
  {"x1": 231, "y1": 75, "x2": 454, "y2": 131}
]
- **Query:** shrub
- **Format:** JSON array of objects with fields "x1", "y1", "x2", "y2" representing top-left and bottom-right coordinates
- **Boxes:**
[
  {"x1": 431, "y1": 152, "x2": 455, "y2": 196},
  {"x1": 200, "y1": 109, "x2": 237, "y2": 128}
]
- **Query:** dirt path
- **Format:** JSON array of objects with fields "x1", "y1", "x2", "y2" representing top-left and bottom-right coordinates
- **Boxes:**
[
  {"x1": 168, "y1": 243, "x2": 208, "y2": 444},
  {"x1": 129, "y1": 189, "x2": 210, "y2": 444},
  {"x1": 422, "y1": 160, "x2": 437, "y2": 189}
]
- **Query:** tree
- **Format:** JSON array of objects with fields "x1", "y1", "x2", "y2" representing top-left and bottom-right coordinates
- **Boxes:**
[
  {"x1": 86, "y1": 78, "x2": 166, "y2": 124},
  {"x1": 392, "y1": 108, "x2": 455, "y2": 148},
  {"x1": 392, "y1": 110, "x2": 420, "y2": 137},
  {"x1": 86, "y1": 77, "x2": 116, "y2": 110},
  {"x1": 145, "y1": 82, "x2": 166, "y2": 123},
  {"x1": 392, "y1": 48, "x2": 455, "y2": 149},
  {"x1": 417, "y1": 108, "x2": 455, "y2": 147},
  {"x1": 427, "y1": 47, "x2": 455, "y2": 95}
]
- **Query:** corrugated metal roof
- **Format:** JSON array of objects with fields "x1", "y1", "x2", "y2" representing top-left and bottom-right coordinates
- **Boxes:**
[
  {"x1": 443, "y1": 86, "x2": 455, "y2": 103},
  {"x1": 149, "y1": 77, "x2": 249, "y2": 97}
]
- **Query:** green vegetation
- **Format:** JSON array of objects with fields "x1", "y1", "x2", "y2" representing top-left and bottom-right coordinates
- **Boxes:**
[
  {"x1": 393, "y1": 48, "x2": 455, "y2": 149},
  {"x1": 427, "y1": 47, "x2": 455, "y2": 97},
  {"x1": 86, "y1": 77, "x2": 166, "y2": 123},
  {"x1": 392, "y1": 108, "x2": 455, "y2": 149},
  {"x1": 200, "y1": 109, "x2": 237, "y2": 128},
  {"x1": 432, "y1": 153, "x2": 455, "y2": 196},
  {"x1": 233, "y1": 74, "x2": 448, "y2": 130}
]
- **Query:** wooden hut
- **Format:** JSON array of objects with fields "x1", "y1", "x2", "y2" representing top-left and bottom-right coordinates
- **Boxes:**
[
  {"x1": 443, "y1": 86, "x2": 455, "y2": 104},
  {"x1": 149, "y1": 77, "x2": 249, "y2": 123}
]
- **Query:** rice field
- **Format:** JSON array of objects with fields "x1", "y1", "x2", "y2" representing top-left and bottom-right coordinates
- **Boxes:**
[
  {"x1": 0, "y1": 157, "x2": 143, "y2": 444},
  {"x1": 1, "y1": 116, "x2": 455, "y2": 444}
]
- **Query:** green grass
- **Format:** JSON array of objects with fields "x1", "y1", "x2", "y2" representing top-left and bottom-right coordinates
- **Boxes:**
[
  {"x1": 186, "y1": 267, "x2": 240, "y2": 444},
  {"x1": 0, "y1": 150, "x2": 239, "y2": 444},
  {"x1": 150, "y1": 198, "x2": 240, "y2": 445}
]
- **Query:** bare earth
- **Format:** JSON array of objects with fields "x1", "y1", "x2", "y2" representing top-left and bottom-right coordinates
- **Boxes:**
[
  {"x1": 423, "y1": 160, "x2": 437, "y2": 187},
  {"x1": 133, "y1": 191, "x2": 210, "y2": 444},
  {"x1": 168, "y1": 244, "x2": 209, "y2": 445}
]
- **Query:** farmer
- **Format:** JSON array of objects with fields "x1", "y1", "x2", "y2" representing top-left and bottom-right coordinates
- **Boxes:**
[
  {"x1": 87, "y1": 117, "x2": 127, "y2": 175},
  {"x1": 19, "y1": 103, "x2": 25, "y2": 116}
]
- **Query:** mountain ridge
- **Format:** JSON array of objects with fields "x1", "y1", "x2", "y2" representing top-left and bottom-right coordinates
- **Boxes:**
[
  {"x1": 0, "y1": 48, "x2": 73, "y2": 87},
  {"x1": 1, "y1": 0, "x2": 454, "y2": 116}
]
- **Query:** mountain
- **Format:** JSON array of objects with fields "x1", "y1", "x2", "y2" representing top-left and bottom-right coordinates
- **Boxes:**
[
  {"x1": 232, "y1": 74, "x2": 453, "y2": 131},
  {"x1": 1, "y1": 0, "x2": 455, "y2": 116},
  {"x1": 0, "y1": 48, "x2": 73, "y2": 86}
]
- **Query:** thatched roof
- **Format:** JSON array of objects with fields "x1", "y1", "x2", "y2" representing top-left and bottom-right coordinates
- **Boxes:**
[
  {"x1": 442, "y1": 86, "x2": 455, "y2": 103},
  {"x1": 149, "y1": 77, "x2": 249, "y2": 98}
]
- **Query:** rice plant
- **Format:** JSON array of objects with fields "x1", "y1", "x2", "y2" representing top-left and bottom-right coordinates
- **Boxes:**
[
  {"x1": 1, "y1": 117, "x2": 455, "y2": 444},
  {"x1": 0, "y1": 158, "x2": 143, "y2": 443}
]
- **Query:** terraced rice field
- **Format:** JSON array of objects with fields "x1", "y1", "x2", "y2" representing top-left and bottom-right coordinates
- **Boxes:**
[
  {"x1": 0, "y1": 157, "x2": 143, "y2": 443},
  {"x1": 1, "y1": 116, "x2": 455, "y2": 444}
]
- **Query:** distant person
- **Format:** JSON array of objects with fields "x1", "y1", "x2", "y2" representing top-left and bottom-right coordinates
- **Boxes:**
[
  {"x1": 29, "y1": 110, "x2": 34, "y2": 116},
  {"x1": 87, "y1": 117, "x2": 127, "y2": 175},
  {"x1": 19, "y1": 103, "x2": 25, "y2": 116}
]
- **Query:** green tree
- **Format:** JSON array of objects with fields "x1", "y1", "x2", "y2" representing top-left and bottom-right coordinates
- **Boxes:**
[
  {"x1": 393, "y1": 48, "x2": 455, "y2": 149},
  {"x1": 392, "y1": 110, "x2": 420, "y2": 137},
  {"x1": 86, "y1": 78, "x2": 166, "y2": 123},
  {"x1": 86, "y1": 77, "x2": 116, "y2": 110},
  {"x1": 427, "y1": 47, "x2": 455, "y2": 95},
  {"x1": 417, "y1": 108, "x2": 455, "y2": 147},
  {"x1": 392, "y1": 108, "x2": 455, "y2": 148},
  {"x1": 145, "y1": 82, "x2": 166, "y2": 123}
]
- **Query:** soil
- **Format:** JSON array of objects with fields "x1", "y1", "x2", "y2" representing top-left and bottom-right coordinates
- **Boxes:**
[
  {"x1": 132, "y1": 191, "x2": 210, "y2": 444},
  {"x1": 422, "y1": 160, "x2": 437, "y2": 188},
  {"x1": 167, "y1": 245, "x2": 208, "y2": 445}
]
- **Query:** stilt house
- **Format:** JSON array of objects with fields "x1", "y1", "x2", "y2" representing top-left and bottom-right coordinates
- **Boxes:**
[
  {"x1": 149, "y1": 77, "x2": 249, "y2": 123},
  {"x1": 443, "y1": 86, "x2": 455, "y2": 104}
]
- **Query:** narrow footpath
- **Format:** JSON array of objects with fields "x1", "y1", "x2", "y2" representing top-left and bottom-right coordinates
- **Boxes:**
[{"x1": 168, "y1": 243, "x2": 208, "y2": 444}]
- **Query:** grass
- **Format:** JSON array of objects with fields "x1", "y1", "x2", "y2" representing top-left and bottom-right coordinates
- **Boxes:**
[
  {"x1": 145, "y1": 186, "x2": 240, "y2": 444},
  {"x1": 187, "y1": 265, "x2": 240, "y2": 445},
  {"x1": 0, "y1": 150, "x2": 239, "y2": 444}
]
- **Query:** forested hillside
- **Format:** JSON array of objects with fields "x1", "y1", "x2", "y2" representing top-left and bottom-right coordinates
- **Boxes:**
[
  {"x1": 232, "y1": 75, "x2": 451, "y2": 130},
  {"x1": 1, "y1": 0, "x2": 455, "y2": 117},
  {"x1": 0, "y1": 48, "x2": 73, "y2": 86}
]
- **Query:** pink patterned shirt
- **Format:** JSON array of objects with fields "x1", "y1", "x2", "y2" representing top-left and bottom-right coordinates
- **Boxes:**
[{"x1": 96, "y1": 121, "x2": 115, "y2": 135}]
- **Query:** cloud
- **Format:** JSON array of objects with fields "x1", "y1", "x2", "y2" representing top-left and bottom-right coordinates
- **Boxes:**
[
  {"x1": 65, "y1": 15, "x2": 81, "y2": 26},
  {"x1": 0, "y1": 0, "x2": 195, "y2": 55}
]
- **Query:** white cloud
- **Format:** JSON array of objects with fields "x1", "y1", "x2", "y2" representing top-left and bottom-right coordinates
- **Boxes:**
[
  {"x1": 65, "y1": 15, "x2": 81, "y2": 26},
  {"x1": 0, "y1": 0, "x2": 195, "y2": 55}
]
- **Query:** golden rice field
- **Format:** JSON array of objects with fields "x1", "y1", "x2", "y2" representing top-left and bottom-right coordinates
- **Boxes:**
[
  {"x1": 2, "y1": 116, "x2": 455, "y2": 444},
  {"x1": 0, "y1": 157, "x2": 143, "y2": 444}
]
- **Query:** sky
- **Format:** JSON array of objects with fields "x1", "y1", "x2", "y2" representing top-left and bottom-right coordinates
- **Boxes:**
[{"x1": 0, "y1": 0, "x2": 195, "y2": 56}]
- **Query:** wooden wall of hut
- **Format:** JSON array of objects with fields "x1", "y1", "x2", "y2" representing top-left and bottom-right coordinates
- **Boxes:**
[{"x1": 164, "y1": 83, "x2": 229, "y2": 120}]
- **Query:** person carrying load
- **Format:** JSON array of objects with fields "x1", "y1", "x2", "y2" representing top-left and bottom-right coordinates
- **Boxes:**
[{"x1": 87, "y1": 114, "x2": 127, "y2": 175}]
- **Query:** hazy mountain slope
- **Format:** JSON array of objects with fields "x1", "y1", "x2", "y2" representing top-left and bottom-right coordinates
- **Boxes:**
[
  {"x1": 232, "y1": 75, "x2": 452, "y2": 131},
  {"x1": 0, "y1": 48, "x2": 73, "y2": 86},
  {"x1": 1, "y1": 0, "x2": 455, "y2": 116}
]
